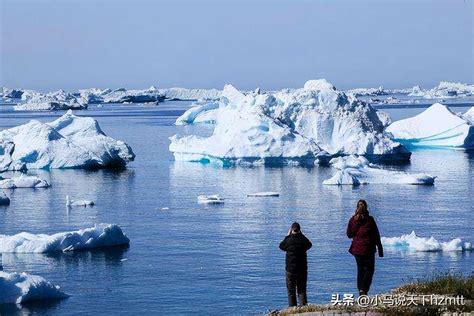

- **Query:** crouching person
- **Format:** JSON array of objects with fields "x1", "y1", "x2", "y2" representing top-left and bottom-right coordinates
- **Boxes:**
[{"x1": 279, "y1": 222, "x2": 312, "y2": 307}]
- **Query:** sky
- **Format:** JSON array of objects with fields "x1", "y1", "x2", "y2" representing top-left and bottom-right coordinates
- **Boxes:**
[{"x1": 0, "y1": 0, "x2": 472, "y2": 92}]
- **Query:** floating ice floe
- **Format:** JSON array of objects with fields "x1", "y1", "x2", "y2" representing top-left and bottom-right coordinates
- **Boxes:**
[
  {"x1": 101, "y1": 87, "x2": 165, "y2": 104},
  {"x1": 247, "y1": 191, "x2": 280, "y2": 197},
  {"x1": 0, "y1": 224, "x2": 130, "y2": 253},
  {"x1": 197, "y1": 195, "x2": 225, "y2": 204},
  {"x1": 0, "y1": 110, "x2": 135, "y2": 171},
  {"x1": 386, "y1": 103, "x2": 474, "y2": 148},
  {"x1": 408, "y1": 81, "x2": 474, "y2": 99},
  {"x1": 323, "y1": 155, "x2": 435, "y2": 185},
  {"x1": 0, "y1": 175, "x2": 50, "y2": 189},
  {"x1": 66, "y1": 195, "x2": 94, "y2": 207},
  {"x1": 160, "y1": 87, "x2": 222, "y2": 101},
  {"x1": 382, "y1": 231, "x2": 473, "y2": 252},
  {"x1": 170, "y1": 79, "x2": 410, "y2": 165},
  {"x1": 15, "y1": 90, "x2": 88, "y2": 111},
  {"x1": 175, "y1": 101, "x2": 220, "y2": 125},
  {"x1": 0, "y1": 191, "x2": 10, "y2": 205},
  {"x1": 0, "y1": 271, "x2": 69, "y2": 304}
]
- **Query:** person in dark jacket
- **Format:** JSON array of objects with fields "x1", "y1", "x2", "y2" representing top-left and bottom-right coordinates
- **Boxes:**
[
  {"x1": 347, "y1": 200, "x2": 383, "y2": 295},
  {"x1": 279, "y1": 222, "x2": 312, "y2": 307}
]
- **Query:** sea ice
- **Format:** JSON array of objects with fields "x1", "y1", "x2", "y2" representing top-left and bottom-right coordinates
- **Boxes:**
[
  {"x1": 382, "y1": 231, "x2": 473, "y2": 252},
  {"x1": 0, "y1": 191, "x2": 10, "y2": 205},
  {"x1": 323, "y1": 155, "x2": 435, "y2": 185},
  {"x1": 170, "y1": 80, "x2": 410, "y2": 165},
  {"x1": 197, "y1": 195, "x2": 225, "y2": 204},
  {"x1": 0, "y1": 110, "x2": 135, "y2": 170},
  {"x1": 247, "y1": 191, "x2": 280, "y2": 197},
  {"x1": 386, "y1": 103, "x2": 474, "y2": 148},
  {"x1": 0, "y1": 271, "x2": 68, "y2": 304},
  {"x1": 0, "y1": 175, "x2": 50, "y2": 189},
  {"x1": 0, "y1": 224, "x2": 130, "y2": 253}
]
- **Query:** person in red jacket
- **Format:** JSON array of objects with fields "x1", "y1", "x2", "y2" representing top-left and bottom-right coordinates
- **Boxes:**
[{"x1": 346, "y1": 200, "x2": 383, "y2": 295}]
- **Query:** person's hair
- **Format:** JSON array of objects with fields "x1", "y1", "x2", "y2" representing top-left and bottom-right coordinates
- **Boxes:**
[
  {"x1": 291, "y1": 222, "x2": 301, "y2": 233},
  {"x1": 357, "y1": 199, "x2": 369, "y2": 215}
]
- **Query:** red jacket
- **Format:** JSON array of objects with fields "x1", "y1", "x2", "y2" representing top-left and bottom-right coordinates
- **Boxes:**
[{"x1": 347, "y1": 215, "x2": 383, "y2": 257}]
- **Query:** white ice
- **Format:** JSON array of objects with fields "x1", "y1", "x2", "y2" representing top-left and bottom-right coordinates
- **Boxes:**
[
  {"x1": 15, "y1": 90, "x2": 87, "y2": 111},
  {"x1": 175, "y1": 101, "x2": 220, "y2": 125},
  {"x1": 170, "y1": 79, "x2": 410, "y2": 165},
  {"x1": 463, "y1": 107, "x2": 474, "y2": 124},
  {"x1": 323, "y1": 155, "x2": 435, "y2": 185},
  {"x1": 0, "y1": 224, "x2": 130, "y2": 253},
  {"x1": 382, "y1": 231, "x2": 473, "y2": 252},
  {"x1": 0, "y1": 191, "x2": 10, "y2": 205},
  {"x1": 160, "y1": 87, "x2": 221, "y2": 101},
  {"x1": 197, "y1": 195, "x2": 225, "y2": 204},
  {"x1": 408, "y1": 81, "x2": 474, "y2": 99},
  {"x1": 66, "y1": 195, "x2": 94, "y2": 207},
  {"x1": 101, "y1": 86, "x2": 164, "y2": 104},
  {"x1": 0, "y1": 271, "x2": 68, "y2": 304},
  {"x1": 0, "y1": 175, "x2": 50, "y2": 189},
  {"x1": 386, "y1": 103, "x2": 474, "y2": 148},
  {"x1": 247, "y1": 191, "x2": 280, "y2": 197},
  {"x1": 0, "y1": 110, "x2": 135, "y2": 171}
]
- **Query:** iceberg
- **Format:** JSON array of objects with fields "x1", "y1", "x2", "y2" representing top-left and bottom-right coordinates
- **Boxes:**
[
  {"x1": 175, "y1": 101, "x2": 220, "y2": 125},
  {"x1": 347, "y1": 86, "x2": 389, "y2": 96},
  {"x1": 197, "y1": 195, "x2": 224, "y2": 204},
  {"x1": 386, "y1": 103, "x2": 474, "y2": 148},
  {"x1": 323, "y1": 155, "x2": 435, "y2": 185},
  {"x1": 382, "y1": 231, "x2": 473, "y2": 252},
  {"x1": 0, "y1": 110, "x2": 135, "y2": 170},
  {"x1": 408, "y1": 81, "x2": 474, "y2": 99},
  {"x1": 463, "y1": 107, "x2": 474, "y2": 124},
  {"x1": 0, "y1": 191, "x2": 10, "y2": 205},
  {"x1": 160, "y1": 87, "x2": 221, "y2": 101},
  {"x1": 14, "y1": 90, "x2": 87, "y2": 111},
  {"x1": 0, "y1": 271, "x2": 68, "y2": 304},
  {"x1": 101, "y1": 87, "x2": 165, "y2": 104},
  {"x1": 170, "y1": 80, "x2": 410, "y2": 165},
  {"x1": 247, "y1": 191, "x2": 280, "y2": 197},
  {"x1": 0, "y1": 224, "x2": 130, "y2": 253},
  {"x1": 0, "y1": 175, "x2": 50, "y2": 189}
]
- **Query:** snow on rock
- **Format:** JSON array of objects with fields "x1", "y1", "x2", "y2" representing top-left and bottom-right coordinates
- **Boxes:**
[
  {"x1": 15, "y1": 90, "x2": 87, "y2": 111},
  {"x1": 0, "y1": 271, "x2": 68, "y2": 304},
  {"x1": 175, "y1": 101, "x2": 220, "y2": 125},
  {"x1": 0, "y1": 191, "x2": 10, "y2": 206},
  {"x1": 382, "y1": 231, "x2": 473, "y2": 252},
  {"x1": 160, "y1": 87, "x2": 221, "y2": 101},
  {"x1": 0, "y1": 110, "x2": 135, "y2": 171},
  {"x1": 463, "y1": 107, "x2": 474, "y2": 124},
  {"x1": 323, "y1": 155, "x2": 435, "y2": 185},
  {"x1": 386, "y1": 103, "x2": 474, "y2": 148},
  {"x1": 102, "y1": 87, "x2": 164, "y2": 104},
  {"x1": 0, "y1": 175, "x2": 50, "y2": 189},
  {"x1": 170, "y1": 80, "x2": 410, "y2": 165},
  {"x1": 0, "y1": 224, "x2": 130, "y2": 253},
  {"x1": 197, "y1": 195, "x2": 224, "y2": 204},
  {"x1": 247, "y1": 191, "x2": 280, "y2": 197},
  {"x1": 408, "y1": 81, "x2": 474, "y2": 99},
  {"x1": 170, "y1": 85, "x2": 329, "y2": 166}
]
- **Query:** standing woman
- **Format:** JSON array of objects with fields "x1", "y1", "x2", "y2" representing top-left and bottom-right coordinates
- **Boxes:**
[{"x1": 346, "y1": 200, "x2": 383, "y2": 295}]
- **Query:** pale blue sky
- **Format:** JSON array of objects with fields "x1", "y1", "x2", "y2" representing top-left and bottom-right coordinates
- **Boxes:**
[{"x1": 1, "y1": 0, "x2": 472, "y2": 91}]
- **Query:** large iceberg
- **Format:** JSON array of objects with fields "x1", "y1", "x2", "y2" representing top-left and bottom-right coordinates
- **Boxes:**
[
  {"x1": 386, "y1": 103, "x2": 474, "y2": 148},
  {"x1": 382, "y1": 231, "x2": 473, "y2": 252},
  {"x1": 170, "y1": 80, "x2": 410, "y2": 165},
  {"x1": 0, "y1": 175, "x2": 50, "y2": 189},
  {"x1": 0, "y1": 110, "x2": 135, "y2": 170},
  {"x1": 15, "y1": 90, "x2": 87, "y2": 111},
  {"x1": 0, "y1": 224, "x2": 130, "y2": 253},
  {"x1": 101, "y1": 87, "x2": 165, "y2": 104},
  {"x1": 0, "y1": 191, "x2": 10, "y2": 205},
  {"x1": 0, "y1": 271, "x2": 68, "y2": 304},
  {"x1": 160, "y1": 87, "x2": 221, "y2": 101},
  {"x1": 323, "y1": 155, "x2": 435, "y2": 185},
  {"x1": 408, "y1": 81, "x2": 474, "y2": 99}
]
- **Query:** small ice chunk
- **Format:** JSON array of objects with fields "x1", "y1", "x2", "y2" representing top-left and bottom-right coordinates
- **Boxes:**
[
  {"x1": 197, "y1": 195, "x2": 224, "y2": 204},
  {"x1": 247, "y1": 191, "x2": 280, "y2": 197},
  {"x1": 66, "y1": 195, "x2": 94, "y2": 207},
  {"x1": 382, "y1": 231, "x2": 473, "y2": 252},
  {"x1": 0, "y1": 175, "x2": 50, "y2": 189},
  {"x1": 0, "y1": 271, "x2": 69, "y2": 304}
]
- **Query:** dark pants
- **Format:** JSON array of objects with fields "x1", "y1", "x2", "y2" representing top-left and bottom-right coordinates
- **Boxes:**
[
  {"x1": 354, "y1": 255, "x2": 375, "y2": 294},
  {"x1": 286, "y1": 271, "x2": 307, "y2": 307}
]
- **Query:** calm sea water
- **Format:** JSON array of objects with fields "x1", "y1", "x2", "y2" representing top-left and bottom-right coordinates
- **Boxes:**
[{"x1": 0, "y1": 102, "x2": 473, "y2": 315}]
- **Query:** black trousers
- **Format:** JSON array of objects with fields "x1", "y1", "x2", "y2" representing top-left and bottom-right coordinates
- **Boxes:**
[
  {"x1": 286, "y1": 271, "x2": 307, "y2": 307},
  {"x1": 354, "y1": 255, "x2": 375, "y2": 294}
]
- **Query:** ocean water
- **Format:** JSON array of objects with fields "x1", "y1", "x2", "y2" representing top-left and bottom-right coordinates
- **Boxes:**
[{"x1": 0, "y1": 102, "x2": 473, "y2": 315}]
